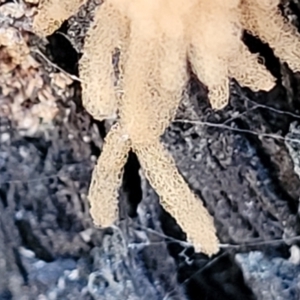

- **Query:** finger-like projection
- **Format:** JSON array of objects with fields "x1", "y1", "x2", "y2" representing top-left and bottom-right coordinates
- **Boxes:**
[{"x1": 33, "y1": 0, "x2": 300, "y2": 255}]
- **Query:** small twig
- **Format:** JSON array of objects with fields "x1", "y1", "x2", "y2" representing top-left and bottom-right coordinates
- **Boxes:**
[
  {"x1": 174, "y1": 118, "x2": 300, "y2": 144},
  {"x1": 31, "y1": 48, "x2": 82, "y2": 82},
  {"x1": 243, "y1": 96, "x2": 300, "y2": 119},
  {"x1": 126, "y1": 222, "x2": 300, "y2": 254}
]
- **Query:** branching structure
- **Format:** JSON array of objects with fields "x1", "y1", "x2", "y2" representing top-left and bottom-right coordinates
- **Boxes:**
[{"x1": 33, "y1": 0, "x2": 300, "y2": 255}]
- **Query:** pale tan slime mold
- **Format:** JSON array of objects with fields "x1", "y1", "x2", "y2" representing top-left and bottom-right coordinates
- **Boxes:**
[{"x1": 32, "y1": 0, "x2": 300, "y2": 255}]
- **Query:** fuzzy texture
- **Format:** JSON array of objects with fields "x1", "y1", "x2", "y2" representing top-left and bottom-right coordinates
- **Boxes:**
[
  {"x1": 80, "y1": 1, "x2": 218, "y2": 255},
  {"x1": 32, "y1": 0, "x2": 300, "y2": 255},
  {"x1": 240, "y1": 0, "x2": 300, "y2": 73},
  {"x1": 32, "y1": 0, "x2": 88, "y2": 36},
  {"x1": 88, "y1": 122, "x2": 131, "y2": 227}
]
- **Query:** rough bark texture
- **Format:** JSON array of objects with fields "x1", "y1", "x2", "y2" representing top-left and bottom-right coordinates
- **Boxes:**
[{"x1": 1, "y1": 0, "x2": 300, "y2": 299}]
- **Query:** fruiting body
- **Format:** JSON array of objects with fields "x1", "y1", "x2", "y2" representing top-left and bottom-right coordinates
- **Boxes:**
[{"x1": 32, "y1": 0, "x2": 300, "y2": 255}]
